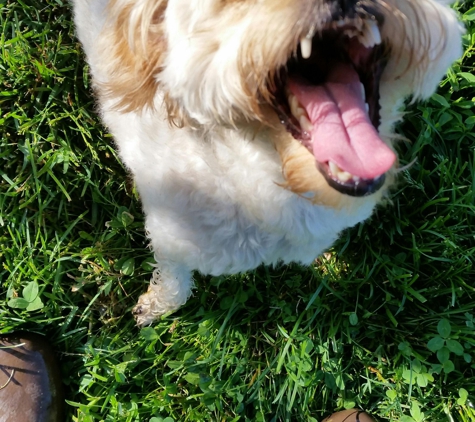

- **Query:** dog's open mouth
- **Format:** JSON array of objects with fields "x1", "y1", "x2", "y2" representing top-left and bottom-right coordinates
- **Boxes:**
[{"x1": 274, "y1": 18, "x2": 396, "y2": 197}]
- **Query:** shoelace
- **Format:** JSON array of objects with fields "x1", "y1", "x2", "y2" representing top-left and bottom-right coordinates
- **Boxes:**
[{"x1": 341, "y1": 410, "x2": 366, "y2": 422}]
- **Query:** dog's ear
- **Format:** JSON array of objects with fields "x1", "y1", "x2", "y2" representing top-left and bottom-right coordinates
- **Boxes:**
[{"x1": 98, "y1": 0, "x2": 168, "y2": 112}]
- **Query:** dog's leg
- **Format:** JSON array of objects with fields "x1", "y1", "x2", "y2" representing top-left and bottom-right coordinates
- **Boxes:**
[{"x1": 132, "y1": 264, "x2": 193, "y2": 326}]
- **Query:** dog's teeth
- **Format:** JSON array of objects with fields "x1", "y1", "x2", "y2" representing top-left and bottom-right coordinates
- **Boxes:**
[
  {"x1": 289, "y1": 94, "x2": 299, "y2": 113},
  {"x1": 359, "y1": 20, "x2": 381, "y2": 48},
  {"x1": 288, "y1": 93, "x2": 313, "y2": 131},
  {"x1": 329, "y1": 161, "x2": 340, "y2": 176},
  {"x1": 328, "y1": 161, "x2": 356, "y2": 183},
  {"x1": 300, "y1": 37, "x2": 312, "y2": 59},
  {"x1": 365, "y1": 103, "x2": 370, "y2": 113},
  {"x1": 367, "y1": 20, "x2": 382, "y2": 45},
  {"x1": 289, "y1": 94, "x2": 308, "y2": 118},
  {"x1": 359, "y1": 83, "x2": 366, "y2": 100},
  {"x1": 299, "y1": 115, "x2": 314, "y2": 132},
  {"x1": 359, "y1": 30, "x2": 371, "y2": 48},
  {"x1": 289, "y1": 94, "x2": 304, "y2": 117},
  {"x1": 344, "y1": 29, "x2": 358, "y2": 39},
  {"x1": 336, "y1": 171, "x2": 353, "y2": 183}
]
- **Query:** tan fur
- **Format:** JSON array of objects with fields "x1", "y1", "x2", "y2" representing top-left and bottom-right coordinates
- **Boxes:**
[{"x1": 99, "y1": 0, "x2": 167, "y2": 111}]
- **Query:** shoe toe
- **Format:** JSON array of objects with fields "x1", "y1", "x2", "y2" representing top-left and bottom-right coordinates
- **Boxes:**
[
  {"x1": 321, "y1": 408, "x2": 376, "y2": 422},
  {"x1": 0, "y1": 332, "x2": 64, "y2": 422}
]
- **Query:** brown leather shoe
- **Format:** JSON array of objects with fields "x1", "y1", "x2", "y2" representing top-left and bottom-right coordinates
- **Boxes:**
[
  {"x1": 322, "y1": 408, "x2": 376, "y2": 422},
  {"x1": 0, "y1": 332, "x2": 64, "y2": 422}
]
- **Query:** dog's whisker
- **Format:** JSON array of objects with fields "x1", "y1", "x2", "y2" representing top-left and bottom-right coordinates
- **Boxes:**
[{"x1": 396, "y1": 158, "x2": 418, "y2": 174}]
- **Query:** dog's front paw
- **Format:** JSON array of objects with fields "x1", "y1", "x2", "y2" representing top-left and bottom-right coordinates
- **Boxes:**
[
  {"x1": 132, "y1": 303, "x2": 156, "y2": 327},
  {"x1": 132, "y1": 286, "x2": 162, "y2": 326},
  {"x1": 132, "y1": 268, "x2": 193, "y2": 326}
]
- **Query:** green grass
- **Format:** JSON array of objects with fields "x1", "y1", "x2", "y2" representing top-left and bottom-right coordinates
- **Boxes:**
[{"x1": 1, "y1": 1, "x2": 475, "y2": 421}]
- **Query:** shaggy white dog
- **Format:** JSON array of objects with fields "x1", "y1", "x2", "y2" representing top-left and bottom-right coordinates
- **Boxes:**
[{"x1": 73, "y1": 0, "x2": 463, "y2": 325}]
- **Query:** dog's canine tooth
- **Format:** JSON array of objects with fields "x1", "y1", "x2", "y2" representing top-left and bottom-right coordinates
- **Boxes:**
[
  {"x1": 289, "y1": 94, "x2": 307, "y2": 119},
  {"x1": 365, "y1": 103, "x2": 370, "y2": 113},
  {"x1": 359, "y1": 83, "x2": 366, "y2": 100},
  {"x1": 359, "y1": 20, "x2": 381, "y2": 48},
  {"x1": 358, "y1": 29, "x2": 371, "y2": 48},
  {"x1": 329, "y1": 161, "x2": 339, "y2": 176},
  {"x1": 299, "y1": 115, "x2": 313, "y2": 132},
  {"x1": 289, "y1": 94, "x2": 299, "y2": 115},
  {"x1": 329, "y1": 161, "x2": 355, "y2": 183},
  {"x1": 367, "y1": 20, "x2": 381, "y2": 45},
  {"x1": 336, "y1": 170, "x2": 353, "y2": 183},
  {"x1": 300, "y1": 36, "x2": 312, "y2": 59},
  {"x1": 289, "y1": 94, "x2": 299, "y2": 113}
]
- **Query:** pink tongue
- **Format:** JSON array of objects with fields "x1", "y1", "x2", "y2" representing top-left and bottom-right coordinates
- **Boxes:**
[{"x1": 288, "y1": 63, "x2": 395, "y2": 179}]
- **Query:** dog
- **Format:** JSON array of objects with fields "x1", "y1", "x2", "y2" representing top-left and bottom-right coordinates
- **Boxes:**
[{"x1": 73, "y1": 0, "x2": 463, "y2": 326}]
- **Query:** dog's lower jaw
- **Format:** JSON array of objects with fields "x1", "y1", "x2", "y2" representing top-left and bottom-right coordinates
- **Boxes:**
[{"x1": 132, "y1": 267, "x2": 194, "y2": 326}]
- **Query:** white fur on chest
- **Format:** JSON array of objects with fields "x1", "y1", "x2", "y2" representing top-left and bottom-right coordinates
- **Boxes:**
[{"x1": 105, "y1": 106, "x2": 375, "y2": 275}]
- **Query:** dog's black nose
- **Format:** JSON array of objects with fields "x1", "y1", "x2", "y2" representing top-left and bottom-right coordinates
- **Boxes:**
[
  {"x1": 328, "y1": 0, "x2": 357, "y2": 19},
  {"x1": 330, "y1": 0, "x2": 383, "y2": 24},
  {"x1": 339, "y1": 0, "x2": 358, "y2": 16}
]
